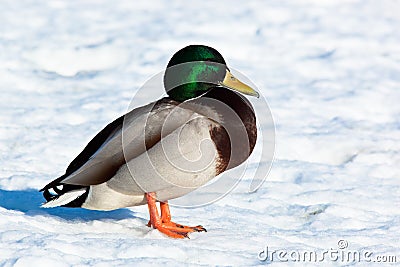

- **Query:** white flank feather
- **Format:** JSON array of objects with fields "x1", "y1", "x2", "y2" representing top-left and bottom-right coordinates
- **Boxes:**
[{"x1": 41, "y1": 189, "x2": 87, "y2": 208}]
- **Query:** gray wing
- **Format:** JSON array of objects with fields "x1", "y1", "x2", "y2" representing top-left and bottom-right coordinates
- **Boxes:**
[{"x1": 61, "y1": 98, "x2": 196, "y2": 186}]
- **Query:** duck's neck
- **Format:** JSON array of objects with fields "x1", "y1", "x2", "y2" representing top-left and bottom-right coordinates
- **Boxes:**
[
  {"x1": 188, "y1": 87, "x2": 257, "y2": 169},
  {"x1": 167, "y1": 83, "x2": 211, "y2": 102}
]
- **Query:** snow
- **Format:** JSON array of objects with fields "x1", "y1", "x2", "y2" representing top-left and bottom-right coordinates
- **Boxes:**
[{"x1": 1, "y1": 0, "x2": 399, "y2": 266}]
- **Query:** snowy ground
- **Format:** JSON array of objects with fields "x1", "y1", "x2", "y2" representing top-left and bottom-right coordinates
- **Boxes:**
[{"x1": 1, "y1": 0, "x2": 400, "y2": 266}]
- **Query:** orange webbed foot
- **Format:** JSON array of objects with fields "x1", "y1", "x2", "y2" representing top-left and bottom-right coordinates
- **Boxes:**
[
  {"x1": 160, "y1": 221, "x2": 207, "y2": 233},
  {"x1": 145, "y1": 193, "x2": 207, "y2": 239}
]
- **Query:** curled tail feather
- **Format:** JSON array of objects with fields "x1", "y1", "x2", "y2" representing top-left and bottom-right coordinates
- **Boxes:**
[{"x1": 40, "y1": 177, "x2": 89, "y2": 208}]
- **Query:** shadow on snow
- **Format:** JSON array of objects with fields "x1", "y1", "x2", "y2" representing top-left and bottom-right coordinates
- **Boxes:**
[{"x1": 0, "y1": 188, "x2": 139, "y2": 222}]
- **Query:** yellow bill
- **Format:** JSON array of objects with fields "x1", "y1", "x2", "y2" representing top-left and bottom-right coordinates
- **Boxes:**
[{"x1": 219, "y1": 70, "x2": 259, "y2": 98}]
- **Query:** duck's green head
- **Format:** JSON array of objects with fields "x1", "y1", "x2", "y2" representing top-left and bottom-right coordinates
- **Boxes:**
[{"x1": 164, "y1": 45, "x2": 259, "y2": 102}]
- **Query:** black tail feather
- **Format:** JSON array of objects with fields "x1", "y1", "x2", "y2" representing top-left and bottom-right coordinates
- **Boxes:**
[{"x1": 40, "y1": 176, "x2": 89, "y2": 208}]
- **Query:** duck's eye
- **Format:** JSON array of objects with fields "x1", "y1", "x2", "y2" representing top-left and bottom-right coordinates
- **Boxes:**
[{"x1": 230, "y1": 76, "x2": 236, "y2": 81}]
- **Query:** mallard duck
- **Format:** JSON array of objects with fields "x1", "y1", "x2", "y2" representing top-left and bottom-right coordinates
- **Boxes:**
[{"x1": 40, "y1": 45, "x2": 259, "y2": 238}]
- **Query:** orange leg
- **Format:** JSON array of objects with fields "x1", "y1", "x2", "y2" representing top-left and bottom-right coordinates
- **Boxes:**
[
  {"x1": 160, "y1": 202, "x2": 171, "y2": 222},
  {"x1": 145, "y1": 192, "x2": 206, "y2": 239}
]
